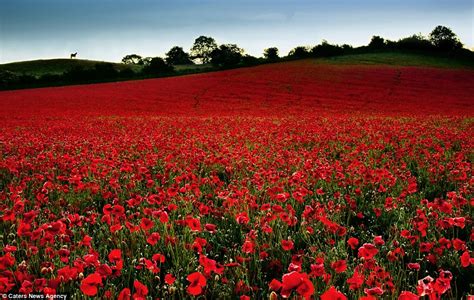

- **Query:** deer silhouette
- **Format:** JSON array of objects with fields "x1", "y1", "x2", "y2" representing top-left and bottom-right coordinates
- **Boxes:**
[{"x1": 70, "y1": 52, "x2": 77, "y2": 59}]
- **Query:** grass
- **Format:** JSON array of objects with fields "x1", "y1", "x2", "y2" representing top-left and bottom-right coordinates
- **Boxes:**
[
  {"x1": 0, "y1": 59, "x2": 142, "y2": 77},
  {"x1": 0, "y1": 58, "x2": 214, "y2": 77},
  {"x1": 316, "y1": 52, "x2": 474, "y2": 69}
]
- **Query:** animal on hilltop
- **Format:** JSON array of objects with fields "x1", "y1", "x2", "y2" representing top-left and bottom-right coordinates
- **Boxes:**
[{"x1": 70, "y1": 52, "x2": 77, "y2": 59}]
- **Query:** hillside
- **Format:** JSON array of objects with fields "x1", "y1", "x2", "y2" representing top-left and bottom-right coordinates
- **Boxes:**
[
  {"x1": 1, "y1": 56, "x2": 473, "y2": 299},
  {"x1": 0, "y1": 58, "x2": 141, "y2": 76},
  {"x1": 1, "y1": 58, "x2": 473, "y2": 117},
  {"x1": 1, "y1": 52, "x2": 473, "y2": 79}
]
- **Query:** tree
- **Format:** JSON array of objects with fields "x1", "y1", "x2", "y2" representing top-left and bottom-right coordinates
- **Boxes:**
[
  {"x1": 210, "y1": 44, "x2": 244, "y2": 67},
  {"x1": 263, "y1": 47, "x2": 279, "y2": 60},
  {"x1": 396, "y1": 34, "x2": 433, "y2": 51},
  {"x1": 190, "y1": 36, "x2": 218, "y2": 64},
  {"x1": 311, "y1": 40, "x2": 344, "y2": 57},
  {"x1": 288, "y1": 46, "x2": 311, "y2": 58},
  {"x1": 429, "y1": 25, "x2": 463, "y2": 51},
  {"x1": 368, "y1": 36, "x2": 385, "y2": 49},
  {"x1": 165, "y1": 46, "x2": 193, "y2": 65},
  {"x1": 143, "y1": 57, "x2": 174, "y2": 74},
  {"x1": 122, "y1": 54, "x2": 143, "y2": 65}
]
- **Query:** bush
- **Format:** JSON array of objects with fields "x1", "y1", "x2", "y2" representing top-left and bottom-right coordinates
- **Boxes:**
[
  {"x1": 311, "y1": 41, "x2": 344, "y2": 57},
  {"x1": 143, "y1": 57, "x2": 174, "y2": 75}
]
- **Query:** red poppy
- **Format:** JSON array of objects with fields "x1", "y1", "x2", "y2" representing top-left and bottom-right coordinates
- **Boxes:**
[
  {"x1": 347, "y1": 269, "x2": 364, "y2": 290},
  {"x1": 242, "y1": 240, "x2": 255, "y2": 254},
  {"x1": 140, "y1": 218, "x2": 154, "y2": 231},
  {"x1": 461, "y1": 251, "x2": 471, "y2": 268},
  {"x1": 281, "y1": 239, "x2": 294, "y2": 251},
  {"x1": 118, "y1": 288, "x2": 131, "y2": 300},
  {"x1": 187, "y1": 272, "x2": 207, "y2": 296},
  {"x1": 146, "y1": 232, "x2": 161, "y2": 246},
  {"x1": 133, "y1": 280, "x2": 148, "y2": 300},
  {"x1": 331, "y1": 259, "x2": 347, "y2": 273},
  {"x1": 347, "y1": 237, "x2": 359, "y2": 250},
  {"x1": 108, "y1": 249, "x2": 122, "y2": 263},
  {"x1": 358, "y1": 243, "x2": 378, "y2": 259},
  {"x1": 186, "y1": 217, "x2": 202, "y2": 232},
  {"x1": 269, "y1": 279, "x2": 282, "y2": 291},
  {"x1": 321, "y1": 286, "x2": 347, "y2": 300},
  {"x1": 80, "y1": 273, "x2": 102, "y2": 296},
  {"x1": 281, "y1": 271, "x2": 314, "y2": 299},
  {"x1": 165, "y1": 273, "x2": 176, "y2": 285},
  {"x1": 398, "y1": 291, "x2": 419, "y2": 300}
]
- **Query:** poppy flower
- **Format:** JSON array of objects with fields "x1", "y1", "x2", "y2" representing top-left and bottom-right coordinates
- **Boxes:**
[
  {"x1": 186, "y1": 217, "x2": 202, "y2": 232},
  {"x1": 358, "y1": 243, "x2": 378, "y2": 259},
  {"x1": 347, "y1": 269, "x2": 364, "y2": 290},
  {"x1": 321, "y1": 286, "x2": 347, "y2": 300},
  {"x1": 398, "y1": 291, "x2": 419, "y2": 300},
  {"x1": 133, "y1": 280, "x2": 148, "y2": 300},
  {"x1": 281, "y1": 271, "x2": 314, "y2": 299},
  {"x1": 331, "y1": 259, "x2": 347, "y2": 273},
  {"x1": 281, "y1": 239, "x2": 294, "y2": 251},
  {"x1": 461, "y1": 251, "x2": 471, "y2": 268},
  {"x1": 80, "y1": 273, "x2": 102, "y2": 296},
  {"x1": 108, "y1": 249, "x2": 122, "y2": 263},
  {"x1": 269, "y1": 279, "x2": 282, "y2": 291},
  {"x1": 140, "y1": 218, "x2": 154, "y2": 231},
  {"x1": 165, "y1": 273, "x2": 176, "y2": 285},
  {"x1": 187, "y1": 272, "x2": 207, "y2": 296},
  {"x1": 146, "y1": 232, "x2": 160, "y2": 246},
  {"x1": 347, "y1": 237, "x2": 359, "y2": 250}
]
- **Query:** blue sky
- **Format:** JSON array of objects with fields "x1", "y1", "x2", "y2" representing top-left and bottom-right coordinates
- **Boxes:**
[{"x1": 0, "y1": 0, "x2": 472, "y2": 63}]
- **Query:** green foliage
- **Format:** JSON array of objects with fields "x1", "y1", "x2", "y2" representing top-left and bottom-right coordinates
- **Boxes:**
[
  {"x1": 429, "y1": 25, "x2": 463, "y2": 51},
  {"x1": 288, "y1": 46, "x2": 311, "y2": 58},
  {"x1": 122, "y1": 54, "x2": 143, "y2": 65},
  {"x1": 190, "y1": 36, "x2": 218, "y2": 64},
  {"x1": 210, "y1": 44, "x2": 244, "y2": 67},
  {"x1": 264, "y1": 47, "x2": 279, "y2": 60},
  {"x1": 143, "y1": 57, "x2": 174, "y2": 74},
  {"x1": 368, "y1": 36, "x2": 386, "y2": 49},
  {"x1": 165, "y1": 46, "x2": 194, "y2": 65},
  {"x1": 311, "y1": 40, "x2": 345, "y2": 57}
]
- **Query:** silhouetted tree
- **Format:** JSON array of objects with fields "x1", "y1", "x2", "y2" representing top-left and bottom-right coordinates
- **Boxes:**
[
  {"x1": 143, "y1": 57, "x2": 174, "y2": 74},
  {"x1": 190, "y1": 36, "x2": 218, "y2": 63},
  {"x1": 264, "y1": 47, "x2": 279, "y2": 60},
  {"x1": 311, "y1": 40, "x2": 344, "y2": 57},
  {"x1": 429, "y1": 25, "x2": 463, "y2": 51},
  {"x1": 368, "y1": 36, "x2": 386, "y2": 49},
  {"x1": 122, "y1": 54, "x2": 143, "y2": 65},
  {"x1": 210, "y1": 44, "x2": 244, "y2": 67},
  {"x1": 166, "y1": 46, "x2": 194, "y2": 65},
  {"x1": 288, "y1": 46, "x2": 311, "y2": 58},
  {"x1": 396, "y1": 34, "x2": 433, "y2": 51}
]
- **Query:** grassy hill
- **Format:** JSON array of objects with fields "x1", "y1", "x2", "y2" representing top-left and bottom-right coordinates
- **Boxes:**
[
  {"x1": 1, "y1": 52, "x2": 472, "y2": 90},
  {"x1": 0, "y1": 59, "x2": 143, "y2": 77},
  {"x1": 316, "y1": 52, "x2": 474, "y2": 69},
  {"x1": 0, "y1": 58, "x2": 215, "y2": 78}
]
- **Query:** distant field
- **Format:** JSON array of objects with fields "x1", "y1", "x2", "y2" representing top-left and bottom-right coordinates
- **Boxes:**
[
  {"x1": 0, "y1": 58, "x2": 213, "y2": 77},
  {"x1": 317, "y1": 52, "x2": 474, "y2": 69},
  {"x1": 1, "y1": 52, "x2": 472, "y2": 81}
]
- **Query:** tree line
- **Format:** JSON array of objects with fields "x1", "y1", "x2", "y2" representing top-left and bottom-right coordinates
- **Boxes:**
[{"x1": 1, "y1": 25, "x2": 471, "y2": 90}]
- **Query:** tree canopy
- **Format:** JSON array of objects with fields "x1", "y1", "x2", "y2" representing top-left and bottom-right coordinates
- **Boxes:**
[
  {"x1": 190, "y1": 36, "x2": 218, "y2": 64},
  {"x1": 429, "y1": 25, "x2": 463, "y2": 51},
  {"x1": 264, "y1": 47, "x2": 279, "y2": 60},
  {"x1": 166, "y1": 46, "x2": 193, "y2": 65},
  {"x1": 210, "y1": 44, "x2": 244, "y2": 67},
  {"x1": 122, "y1": 54, "x2": 143, "y2": 65}
]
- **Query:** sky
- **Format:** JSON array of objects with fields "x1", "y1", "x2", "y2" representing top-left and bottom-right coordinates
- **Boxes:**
[{"x1": 0, "y1": 0, "x2": 472, "y2": 63}]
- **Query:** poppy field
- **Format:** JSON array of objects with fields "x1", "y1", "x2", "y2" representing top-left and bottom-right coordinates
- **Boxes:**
[{"x1": 0, "y1": 60, "x2": 473, "y2": 299}]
